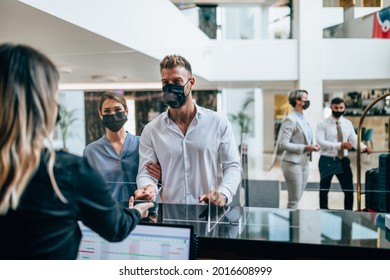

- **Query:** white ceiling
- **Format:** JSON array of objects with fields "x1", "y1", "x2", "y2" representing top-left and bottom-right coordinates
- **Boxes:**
[
  {"x1": 0, "y1": 0, "x2": 388, "y2": 92},
  {"x1": 0, "y1": 0, "x2": 165, "y2": 88},
  {"x1": 171, "y1": 0, "x2": 284, "y2": 7}
]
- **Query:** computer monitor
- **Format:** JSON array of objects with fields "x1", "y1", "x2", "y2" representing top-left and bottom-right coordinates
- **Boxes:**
[{"x1": 77, "y1": 222, "x2": 196, "y2": 260}]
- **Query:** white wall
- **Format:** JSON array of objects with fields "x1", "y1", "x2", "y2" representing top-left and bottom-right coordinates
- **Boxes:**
[
  {"x1": 205, "y1": 38, "x2": 390, "y2": 84},
  {"x1": 322, "y1": 39, "x2": 390, "y2": 80},
  {"x1": 209, "y1": 40, "x2": 298, "y2": 81}
]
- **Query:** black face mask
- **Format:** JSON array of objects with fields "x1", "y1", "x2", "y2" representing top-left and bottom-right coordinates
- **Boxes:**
[
  {"x1": 302, "y1": 100, "x2": 310, "y2": 110},
  {"x1": 332, "y1": 110, "x2": 345, "y2": 118},
  {"x1": 162, "y1": 80, "x2": 190, "y2": 108},
  {"x1": 102, "y1": 111, "x2": 127, "y2": 132}
]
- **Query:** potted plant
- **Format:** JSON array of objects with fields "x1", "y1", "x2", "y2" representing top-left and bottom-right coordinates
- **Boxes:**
[
  {"x1": 229, "y1": 97, "x2": 254, "y2": 145},
  {"x1": 57, "y1": 106, "x2": 79, "y2": 152}
]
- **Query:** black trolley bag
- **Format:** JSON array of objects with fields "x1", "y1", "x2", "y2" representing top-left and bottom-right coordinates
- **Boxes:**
[
  {"x1": 377, "y1": 153, "x2": 390, "y2": 213},
  {"x1": 365, "y1": 167, "x2": 379, "y2": 212}
]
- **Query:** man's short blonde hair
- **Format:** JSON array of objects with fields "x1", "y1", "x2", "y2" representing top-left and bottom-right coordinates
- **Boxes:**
[{"x1": 160, "y1": 54, "x2": 192, "y2": 75}]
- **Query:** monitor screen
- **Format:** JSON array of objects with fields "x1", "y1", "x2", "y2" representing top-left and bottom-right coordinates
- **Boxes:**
[{"x1": 77, "y1": 222, "x2": 195, "y2": 260}]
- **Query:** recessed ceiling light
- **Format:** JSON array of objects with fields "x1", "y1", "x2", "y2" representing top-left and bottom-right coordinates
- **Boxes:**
[
  {"x1": 91, "y1": 75, "x2": 119, "y2": 82},
  {"x1": 57, "y1": 65, "x2": 73, "y2": 74},
  {"x1": 59, "y1": 82, "x2": 161, "y2": 90}
]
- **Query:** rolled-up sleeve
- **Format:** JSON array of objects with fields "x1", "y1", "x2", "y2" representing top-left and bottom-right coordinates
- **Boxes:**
[{"x1": 136, "y1": 125, "x2": 159, "y2": 193}]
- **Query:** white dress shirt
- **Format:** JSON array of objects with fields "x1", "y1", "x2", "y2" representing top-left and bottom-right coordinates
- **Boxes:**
[
  {"x1": 316, "y1": 115, "x2": 366, "y2": 157},
  {"x1": 293, "y1": 110, "x2": 312, "y2": 145},
  {"x1": 137, "y1": 102, "x2": 242, "y2": 205}
]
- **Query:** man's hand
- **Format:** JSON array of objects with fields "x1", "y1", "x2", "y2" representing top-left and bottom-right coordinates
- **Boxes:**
[
  {"x1": 199, "y1": 188, "x2": 227, "y2": 207},
  {"x1": 341, "y1": 141, "x2": 353, "y2": 150},
  {"x1": 363, "y1": 147, "x2": 373, "y2": 154},
  {"x1": 146, "y1": 161, "x2": 161, "y2": 181},
  {"x1": 135, "y1": 185, "x2": 156, "y2": 201}
]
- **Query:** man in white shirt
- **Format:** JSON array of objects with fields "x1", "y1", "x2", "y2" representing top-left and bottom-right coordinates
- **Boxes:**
[
  {"x1": 316, "y1": 97, "x2": 371, "y2": 210},
  {"x1": 135, "y1": 54, "x2": 241, "y2": 206}
]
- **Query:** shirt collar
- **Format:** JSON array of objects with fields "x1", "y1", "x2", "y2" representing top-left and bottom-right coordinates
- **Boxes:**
[
  {"x1": 331, "y1": 115, "x2": 343, "y2": 123},
  {"x1": 293, "y1": 109, "x2": 304, "y2": 119},
  {"x1": 193, "y1": 101, "x2": 202, "y2": 118}
]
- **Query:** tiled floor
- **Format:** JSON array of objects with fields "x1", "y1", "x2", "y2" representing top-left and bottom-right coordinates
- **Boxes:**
[{"x1": 247, "y1": 151, "x2": 381, "y2": 211}]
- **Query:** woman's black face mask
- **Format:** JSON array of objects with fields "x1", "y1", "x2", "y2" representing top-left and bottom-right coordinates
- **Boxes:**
[
  {"x1": 101, "y1": 111, "x2": 127, "y2": 132},
  {"x1": 302, "y1": 100, "x2": 310, "y2": 110},
  {"x1": 162, "y1": 79, "x2": 190, "y2": 108}
]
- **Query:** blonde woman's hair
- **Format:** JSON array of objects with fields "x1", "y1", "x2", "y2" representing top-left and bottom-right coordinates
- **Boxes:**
[{"x1": 0, "y1": 43, "x2": 66, "y2": 214}]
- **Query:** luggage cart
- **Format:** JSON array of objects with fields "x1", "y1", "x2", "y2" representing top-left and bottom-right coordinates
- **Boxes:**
[{"x1": 357, "y1": 92, "x2": 390, "y2": 211}]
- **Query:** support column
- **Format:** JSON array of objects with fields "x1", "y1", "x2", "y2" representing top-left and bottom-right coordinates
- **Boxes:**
[
  {"x1": 263, "y1": 91, "x2": 275, "y2": 153},
  {"x1": 293, "y1": 0, "x2": 323, "y2": 162}
]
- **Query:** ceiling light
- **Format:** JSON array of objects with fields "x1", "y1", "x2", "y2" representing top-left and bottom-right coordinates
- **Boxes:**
[
  {"x1": 57, "y1": 65, "x2": 73, "y2": 74},
  {"x1": 91, "y1": 75, "x2": 119, "y2": 82},
  {"x1": 59, "y1": 82, "x2": 161, "y2": 90}
]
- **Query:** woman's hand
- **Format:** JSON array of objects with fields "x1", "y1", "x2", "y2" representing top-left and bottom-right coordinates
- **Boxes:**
[
  {"x1": 305, "y1": 144, "x2": 320, "y2": 152},
  {"x1": 146, "y1": 161, "x2": 161, "y2": 181},
  {"x1": 128, "y1": 196, "x2": 154, "y2": 219}
]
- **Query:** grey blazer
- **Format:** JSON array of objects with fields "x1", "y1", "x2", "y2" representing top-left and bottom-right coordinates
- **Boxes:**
[{"x1": 279, "y1": 113, "x2": 312, "y2": 165}]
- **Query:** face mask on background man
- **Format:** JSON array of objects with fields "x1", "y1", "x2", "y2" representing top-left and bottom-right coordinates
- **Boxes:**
[
  {"x1": 102, "y1": 111, "x2": 127, "y2": 132},
  {"x1": 332, "y1": 110, "x2": 345, "y2": 118}
]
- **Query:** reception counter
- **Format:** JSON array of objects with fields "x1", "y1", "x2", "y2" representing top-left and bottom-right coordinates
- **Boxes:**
[{"x1": 154, "y1": 204, "x2": 390, "y2": 259}]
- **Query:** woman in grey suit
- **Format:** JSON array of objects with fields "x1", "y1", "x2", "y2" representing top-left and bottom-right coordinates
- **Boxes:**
[{"x1": 279, "y1": 90, "x2": 320, "y2": 209}]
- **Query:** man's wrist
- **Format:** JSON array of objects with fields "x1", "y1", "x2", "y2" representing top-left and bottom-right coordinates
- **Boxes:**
[{"x1": 221, "y1": 193, "x2": 228, "y2": 204}]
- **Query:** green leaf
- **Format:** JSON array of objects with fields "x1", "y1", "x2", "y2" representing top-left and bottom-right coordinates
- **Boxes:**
[{"x1": 229, "y1": 97, "x2": 254, "y2": 137}]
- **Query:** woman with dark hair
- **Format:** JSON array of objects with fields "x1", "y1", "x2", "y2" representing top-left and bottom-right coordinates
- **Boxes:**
[
  {"x1": 0, "y1": 43, "x2": 152, "y2": 259},
  {"x1": 279, "y1": 90, "x2": 320, "y2": 209},
  {"x1": 83, "y1": 91, "x2": 161, "y2": 204}
]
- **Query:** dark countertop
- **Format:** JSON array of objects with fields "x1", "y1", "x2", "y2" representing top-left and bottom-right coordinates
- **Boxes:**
[{"x1": 154, "y1": 204, "x2": 390, "y2": 259}]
